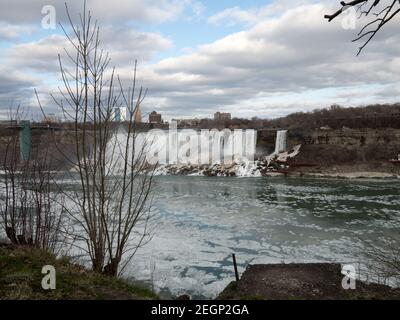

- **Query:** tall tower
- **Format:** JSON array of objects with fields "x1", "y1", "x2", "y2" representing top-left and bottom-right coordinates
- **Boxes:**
[
  {"x1": 113, "y1": 107, "x2": 121, "y2": 122},
  {"x1": 19, "y1": 120, "x2": 31, "y2": 161},
  {"x1": 134, "y1": 105, "x2": 142, "y2": 123}
]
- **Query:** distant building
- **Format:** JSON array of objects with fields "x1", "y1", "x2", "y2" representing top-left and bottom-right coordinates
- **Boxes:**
[
  {"x1": 113, "y1": 107, "x2": 127, "y2": 122},
  {"x1": 149, "y1": 111, "x2": 162, "y2": 124},
  {"x1": 214, "y1": 112, "x2": 231, "y2": 121},
  {"x1": 133, "y1": 106, "x2": 142, "y2": 123},
  {"x1": 113, "y1": 106, "x2": 142, "y2": 123}
]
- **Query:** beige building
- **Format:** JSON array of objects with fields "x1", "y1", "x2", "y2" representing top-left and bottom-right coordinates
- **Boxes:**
[{"x1": 133, "y1": 106, "x2": 142, "y2": 123}]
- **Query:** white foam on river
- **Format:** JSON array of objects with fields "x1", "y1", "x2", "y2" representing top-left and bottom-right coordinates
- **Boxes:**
[{"x1": 126, "y1": 176, "x2": 400, "y2": 298}]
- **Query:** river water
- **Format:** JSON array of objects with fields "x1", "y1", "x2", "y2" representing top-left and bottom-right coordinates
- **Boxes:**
[
  {"x1": 1, "y1": 173, "x2": 399, "y2": 298},
  {"x1": 127, "y1": 176, "x2": 400, "y2": 298}
]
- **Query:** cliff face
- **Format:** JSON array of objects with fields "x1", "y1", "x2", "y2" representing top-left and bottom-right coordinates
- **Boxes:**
[
  {"x1": 1, "y1": 127, "x2": 399, "y2": 170},
  {"x1": 0, "y1": 130, "x2": 77, "y2": 170},
  {"x1": 257, "y1": 128, "x2": 400, "y2": 165}
]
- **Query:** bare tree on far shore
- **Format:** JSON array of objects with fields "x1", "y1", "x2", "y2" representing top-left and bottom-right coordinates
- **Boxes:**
[
  {"x1": 325, "y1": 0, "x2": 400, "y2": 55},
  {"x1": 36, "y1": 2, "x2": 155, "y2": 276}
]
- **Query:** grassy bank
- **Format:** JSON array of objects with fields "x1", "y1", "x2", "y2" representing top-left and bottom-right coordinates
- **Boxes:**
[{"x1": 0, "y1": 243, "x2": 157, "y2": 300}]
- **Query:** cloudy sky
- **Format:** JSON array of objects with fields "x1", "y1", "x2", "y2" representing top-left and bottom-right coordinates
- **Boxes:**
[{"x1": 0, "y1": 0, "x2": 399, "y2": 120}]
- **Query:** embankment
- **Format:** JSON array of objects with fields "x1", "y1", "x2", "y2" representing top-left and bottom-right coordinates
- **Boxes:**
[
  {"x1": 1, "y1": 126, "x2": 399, "y2": 176},
  {"x1": 0, "y1": 243, "x2": 157, "y2": 300},
  {"x1": 218, "y1": 263, "x2": 400, "y2": 300},
  {"x1": 258, "y1": 128, "x2": 400, "y2": 177}
]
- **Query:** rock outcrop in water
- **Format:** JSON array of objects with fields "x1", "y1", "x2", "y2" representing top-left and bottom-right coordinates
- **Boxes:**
[{"x1": 153, "y1": 145, "x2": 302, "y2": 177}]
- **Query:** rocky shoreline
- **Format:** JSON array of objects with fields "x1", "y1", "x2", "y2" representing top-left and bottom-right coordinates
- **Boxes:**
[
  {"x1": 300, "y1": 171, "x2": 399, "y2": 179},
  {"x1": 291, "y1": 161, "x2": 400, "y2": 179},
  {"x1": 154, "y1": 145, "x2": 303, "y2": 177},
  {"x1": 152, "y1": 142, "x2": 400, "y2": 179}
]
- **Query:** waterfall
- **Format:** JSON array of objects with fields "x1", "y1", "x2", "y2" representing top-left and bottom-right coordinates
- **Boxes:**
[
  {"x1": 107, "y1": 126, "x2": 257, "y2": 169},
  {"x1": 105, "y1": 127, "x2": 300, "y2": 177},
  {"x1": 274, "y1": 130, "x2": 287, "y2": 154}
]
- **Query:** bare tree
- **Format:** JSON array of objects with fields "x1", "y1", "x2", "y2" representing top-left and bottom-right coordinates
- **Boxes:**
[
  {"x1": 363, "y1": 238, "x2": 400, "y2": 286},
  {"x1": 325, "y1": 0, "x2": 400, "y2": 55},
  {"x1": 0, "y1": 109, "x2": 65, "y2": 254},
  {"x1": 326, "y1": 3, "x2": 400, "y2": 287},
  {"x1": 36, "y1": 2, "x2": 155, "y2": 276}
]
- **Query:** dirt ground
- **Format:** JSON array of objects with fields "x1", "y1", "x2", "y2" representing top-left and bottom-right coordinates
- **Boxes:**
[{"x1": 218, "y1": 263, "x2": 400, "y2": 300}]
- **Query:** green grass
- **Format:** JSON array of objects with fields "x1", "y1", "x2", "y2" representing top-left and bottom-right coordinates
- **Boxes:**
[{"x1": 0, "y1": 244, "x2": 158, "y2": 300}]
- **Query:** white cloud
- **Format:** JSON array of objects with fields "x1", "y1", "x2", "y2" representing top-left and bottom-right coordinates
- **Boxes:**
[
  {"x1": 138, "y1": 3, "x2": 400, "y2": 118},
  {"x1": 207, "y1": 0, "x2": 322, "y2": 27},
  {"x1": 0, "y1": 66, "x2": 39, "y2": 118},
  {"x1": 1, "y1": 0, "x2": 400, "y2": 119},
  {"x1": 0, "y1": 24, "x2": 35, "y2": 40},
  {"x1": 191, "y1": 1, "x2": 206, "y2": 17},
  {"x1": 0, "y1": 0, "x2": 202, "y2": 25},
  {"x1": 6, "y1": 28, "x2": 172, "y2": 73},
  {"x1": 208, "y1": 7, "x2": 259, "y2": 26}
]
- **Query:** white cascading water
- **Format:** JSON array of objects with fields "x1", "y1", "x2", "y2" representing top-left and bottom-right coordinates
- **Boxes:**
[
  {"x1": 274, "y1": 130, "x2": 288, "y2": 154},
  {"x1": 106, "y1": 128, "x2": 298, "y2": 177},
  {"x1": 134, "y1": 128, "x2": 257, "y2": 166}
]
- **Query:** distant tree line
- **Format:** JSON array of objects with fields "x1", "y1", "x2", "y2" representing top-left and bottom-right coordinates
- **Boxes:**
[
  {"x1": 185, "y1": 103, "x2": 400, "y2": 130},
  {"x1": 2, "y1": 103, "x2": 400, "y2": 133},
  {"x1": 265, "y1": 103, "x2": 400, "y2": 130}
]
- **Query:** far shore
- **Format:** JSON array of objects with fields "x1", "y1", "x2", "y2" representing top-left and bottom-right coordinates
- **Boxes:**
[
  {"x1": 303, "y1": 171, "x2": 399, "y2": 179},
  {"x1": 285, "y1": 162, "x2": 400, "y2": 179},
  {"x1": 1, "y1": 169, "x2": 399, "y2": 180},
  {"x1": 269, "y1": 171, "x2": 399, "y2": 179},
  {"x1": 1, "y1": 160, "x2": 399, "y2": 179}
]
